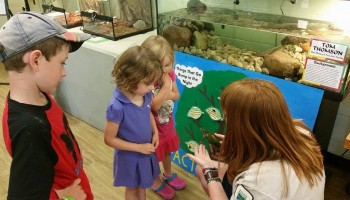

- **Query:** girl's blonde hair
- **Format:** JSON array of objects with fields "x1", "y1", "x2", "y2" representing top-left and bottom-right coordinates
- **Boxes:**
[
  {"x1": 112, "y1": 46, "x2": 162, "y2": 93},
  {"x1": 141, "y1": 35, "x2": 174, "y2": 66},
  {"x1": 220, "y1": 79, "x2": 324, "y2": 196}
]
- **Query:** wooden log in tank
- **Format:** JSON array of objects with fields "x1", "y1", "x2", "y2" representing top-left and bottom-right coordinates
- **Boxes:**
[{"x1": 118, "y1": 0, "x2": 152, "y2": 26}]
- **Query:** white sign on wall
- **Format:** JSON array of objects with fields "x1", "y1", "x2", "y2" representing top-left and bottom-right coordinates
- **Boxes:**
[
  {"x1": 0, "y1": 0, "x2": 7, "y2": 15},
  {"x1": 175, "y1": 64, "x2": 203, "y2": 88},
  {"x1": 309, "y1": 39, "x2": 348, "y2": 63},
  {"x1": 301, "y1": 0, "x2": 309, "y2": 8}
]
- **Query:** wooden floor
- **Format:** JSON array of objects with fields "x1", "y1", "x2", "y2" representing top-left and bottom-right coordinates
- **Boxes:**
[{"x1": 0, "y1": 64, "x2": 349, "y2": 199}]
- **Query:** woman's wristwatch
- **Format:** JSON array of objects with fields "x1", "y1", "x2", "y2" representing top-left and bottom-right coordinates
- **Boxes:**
[{"x1": 202, "y1": 167, "x2": 222, "y2": 184}]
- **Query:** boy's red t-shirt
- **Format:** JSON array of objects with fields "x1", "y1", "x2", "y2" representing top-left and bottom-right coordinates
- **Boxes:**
[{"x1": 2, "y1": 92, "x2": 93, "y2": 199}]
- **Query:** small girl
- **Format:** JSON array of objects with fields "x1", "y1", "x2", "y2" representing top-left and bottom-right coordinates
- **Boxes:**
[
  {"x1": 142, "y1": 35, "x2": 186, "y2": 199},
  {"x1": 104, "y1": 46, "x2": 163, "y2": 200}
]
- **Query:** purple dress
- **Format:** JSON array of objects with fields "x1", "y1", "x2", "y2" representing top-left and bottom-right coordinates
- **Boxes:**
[{"x1": 106, "y1": 87, "x2": 160, "y2": 188}]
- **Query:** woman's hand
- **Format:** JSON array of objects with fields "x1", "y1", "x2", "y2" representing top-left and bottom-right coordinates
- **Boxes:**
[
  {"x1": 187, "y1": 143, "x2": 230, "y2": 200},
  {"x1": 214, "y1": 133, "x2": 225, "y2": 141},
  {"x1": 209, "y1": 133, "x2": 225, "y2": 160},
  {"x1": 55, "y1": 178, "x2": 87, "y2": 200},
  {"x1": 186, "y1": 144, "x2": 216, "y2": 169}
]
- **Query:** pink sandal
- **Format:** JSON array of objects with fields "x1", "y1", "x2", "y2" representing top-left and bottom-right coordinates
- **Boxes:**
[
  {"x1": 162, "y1": 173, "x2": 186, "y2": 190},
  {"x1": 152, "y1": 180, "x2": 175, "y2": 200}
]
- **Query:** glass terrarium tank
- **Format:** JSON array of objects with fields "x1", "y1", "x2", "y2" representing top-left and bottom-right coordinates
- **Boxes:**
[
  {"x1": 42, "y1": 0, "x2": 82, "y2": 28},
  {"x1": 79, "y1": 0, "x2": 153, "y2": 40},
  {"x1": 157, "y1": 0, "x2": 350, "y2": 95}
]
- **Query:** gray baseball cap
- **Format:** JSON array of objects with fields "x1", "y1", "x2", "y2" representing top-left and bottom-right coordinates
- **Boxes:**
[{"x1": 0, "y1": 11, "x2": 91, "y2": 62}]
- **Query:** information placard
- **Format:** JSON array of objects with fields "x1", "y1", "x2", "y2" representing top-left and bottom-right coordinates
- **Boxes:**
[
  {"x1": 0, "y1": 0, "x2": 7, "y2": 15},
  {"x1": 309, "y1": 39, "x2": 348, "y2": 63},
  {"x1": 302, "y1": 58, "x2": 346, "y2": 92}
]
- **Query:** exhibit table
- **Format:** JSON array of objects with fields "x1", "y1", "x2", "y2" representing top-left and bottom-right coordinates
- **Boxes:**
[{"x1": 56, "y1": 29, "x2": 157, "y2": 131}]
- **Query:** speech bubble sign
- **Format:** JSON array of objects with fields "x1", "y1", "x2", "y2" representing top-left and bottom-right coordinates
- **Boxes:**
[{"x1": 175, "y1": 64, "x2": 203, "y2": 88}]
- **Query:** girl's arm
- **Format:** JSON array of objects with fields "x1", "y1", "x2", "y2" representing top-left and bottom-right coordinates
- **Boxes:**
[
  {"x1": 167, "y1": 80, "x2": 180, "y2": 101},
  {"x1": 104, "y1": 121, "x2": 156, "y2": 154},
  {"x1": 150, "y1": 113, "x2": 159, "y2": 148},
  {"x1": 151, "y1": 73, "x2": 180, "y2": 112},
  {"x1": 151, "y1": 74, "x2": 172, "y2": 112}
]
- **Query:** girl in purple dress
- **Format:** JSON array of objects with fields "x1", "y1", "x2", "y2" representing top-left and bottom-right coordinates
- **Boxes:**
[
  {"x1": 104, "y1": 46, "x2": 163, "y2": 199},
  {"x1": 142, "y1": 36, "x2": 186, "y2": 199}
]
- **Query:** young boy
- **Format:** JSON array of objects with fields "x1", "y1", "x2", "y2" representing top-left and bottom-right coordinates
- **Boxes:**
[{"x1": 0, "y1": 12, "x2": 93, "y2": 200}]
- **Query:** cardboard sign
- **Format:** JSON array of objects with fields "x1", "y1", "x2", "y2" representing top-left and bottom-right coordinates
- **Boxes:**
[
  {"x1": 309, "y1": 39, "x2": 348, "y2": 63},
  {"x1": 303, "y1": 58, "x2": 346, "y2": 92}
]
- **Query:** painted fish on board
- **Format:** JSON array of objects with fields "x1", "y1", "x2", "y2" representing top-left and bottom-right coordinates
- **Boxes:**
[
  {"x1": 205, "y1": 107, "x2": 223, "y2": 121},
  {"x1": 185, "y1": 140, "x2": 199, "y2": 153},
  {"x1": 187, "y1": 106, "x2": 204, "y2": 120}
]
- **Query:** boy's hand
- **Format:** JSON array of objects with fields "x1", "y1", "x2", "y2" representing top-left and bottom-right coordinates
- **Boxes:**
[
  {"x1": 55, "y1": 178, "x2": 86, "y2": 200},
  {"x1": 138, "y1": 143, "x2": 156, "y2": 154}
]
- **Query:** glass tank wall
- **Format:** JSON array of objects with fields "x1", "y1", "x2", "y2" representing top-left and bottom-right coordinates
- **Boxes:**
[
  {"x1": 79, "y1": 0, "x2": 153, "y2": 40},
  {"x1": 157, "y1": 0, "x2": 350, "y2": 95},
  {"x1": 42, "y1": 0, "x2": 82, "y2": 28}
]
